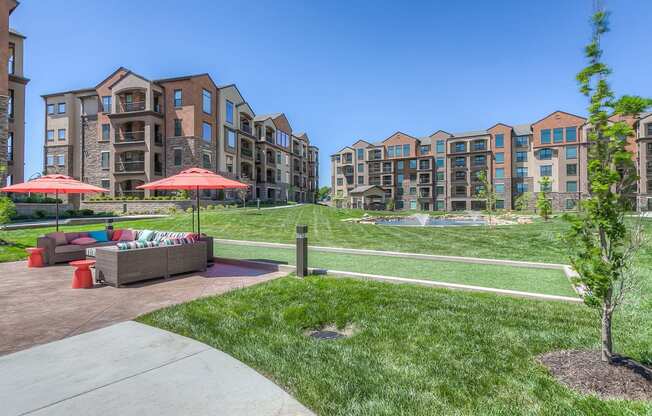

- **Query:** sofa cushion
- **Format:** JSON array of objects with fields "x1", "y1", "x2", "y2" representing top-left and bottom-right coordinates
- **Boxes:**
[
  {"x1": 119, "y1": 229, "x2": 135, "y2": 241},
  {"x1": 116, "y1": 240, "x2": 161, "y2": 251},
  {"x1": 88, "y1": 230, "x2": 109, "y2": 242},
  {"x1": 47, "y1": 232, "x2": 68, "y2": 246},
  {"x1": 65, "y1": 233, "x2": 80, "y2": 244},
  {"x1": 54, "y1": 244, "x2": 86, "y2": 254},
  {"x1": 70, "y1": 237, "x2": 97, "y2": 245},
  {"x1": 137, "y1": 230, "x2": 155, "y2": 242},
  {"x1": 111, "y1": 229, "x2": 123, "y2": 241}
]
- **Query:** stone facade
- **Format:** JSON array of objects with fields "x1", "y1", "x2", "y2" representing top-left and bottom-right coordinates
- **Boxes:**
[{"x1": 0, "y1": 94, "x2": 7, "y2": 184}]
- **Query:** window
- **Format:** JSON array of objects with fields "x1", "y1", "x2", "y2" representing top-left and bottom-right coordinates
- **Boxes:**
[
  {"x1": 495, "y1": 152, "x2": 504, "y2": 163},
  {"x1": 336, "y1": 178, "x2": 343, "y2": 186},
  {"x1": 495, "y1": 200, "x2": 505, "y2": 209},
  {"x1": 47, "y1": 104, "x2": 55, "y2": 115},
  {"x1": 455, "y1": 171, "x2": 466, "y2": 181},
  {"x1": 647, "y1": 123, "x2": 652, "y2": 137},
  {"x1": 436, "y1": 172, "x2": 444, "y2": 181},
  {"x1": 516, "y1": 167, "x2": 528, "y2": 177},
  {"x1": 495, "y1": 184, "x2": 505, "y2": 193},
  {"x1": 566, "y1": 127, "x2": 577, "y2": 142},
  {"x1": 57, "y1": 154, "x2": 65, "y2": 166},
  {"x1": 436, "y1": 158, "x2": 444, "y2": 168},
  {"x1": 566, "y1": 181, "x2": 578, "y2": 192},
  {"x1": 516, "y1": 182, "x2": 528, "y2": 193},
  {"x1": 174, "y1": 89, "x2": 182, "y2": 107},
  {"x1": 515, "y1": 151, "x2": 527, "y2": 162},
  {"x1": 397, "y1": 174, "x2": 404, "y2": 183},
  {"x1": 226, "y1": 100, "x2": 234, "y2": 124},
  {"x1": 8, "y1": 89, "x2": 13, "y2": 118},
  {"x1": 102, "y1": 124, "x2": 110, "y2": 141},
  {"x1": 47, "y1": 155, "x2": 54, "y2": 166},
  {"x1": 358, "y1": 176, "x2": 364, "y2": 185},
  {"x1": 173, "y1": 148, "x2": 183, "y2": 166},
  {"x1": 174, "y1": 119, "x2": 182, "y2": 136},
  {"x1": 495, "y1": 134, "x2": 504, "y2": 148},
  {"x1": 567, "y1": 163, "x2": 577, "y2": 176},
  {"x1": 387, "y1": 146, "x2": 394, "y2": 157},
  {"x1": 357, "y1": 163, "x2": 364, "y2": 173},
  {"x1": 202, "y1": 122, "x2": 212, "y2": 142},
  {"x1": 566, "y1": 146, "x2": 577, "y2": 159},
  {"x1": 403, "y1": 144, "x2": 410, "y2": 156},
  {"x1": 227, "y1": 129, "x2": 236, "y2": 148},
  {"x1": 47, "y1": 130, "x2": 54, "y2": 141},
  {"x1": 538, "y1": 148, "x2": 553, "y2": 160},
  {"x1": 435, "y1": 185, "x2": 444, "y2": 195},
  {"x1": 276, "y1": 130, "x2": 288, "y2": 147},
  {"x1": 58, "y1": 129, "x2": 66, "y2": 141},
  {"x1": 541, "y1": 129, "x2": 551, "y2": 144},
  {"x1": 397, "y1": 160, "x2": 404, "y2": 170},
  {"x1": 395, "y1": 145, "x2": 403, "y2": 157},
  {"x1": 454, "y1": 142, "x2": 465, "y2": 152},
  {"x1": 515, "y1": 135, "x2": 529, "y2": 147},
  {"x1": 202, "y1": 89, "x2": 212, "y2": 114},
  {"x1": 409, "y1": 187, "x2": 417, "y2": 195},
  {"x1": 102, "y1": 96, "x2": 112, "y2": 113},
  {"x1": 454, "y1": 157, "x2": 466, "y2": 167},
  {"x1": 495, "y1": 168, "x2": 504, "y2": 179},
  {"x1": 202, "y1": 153, "x2": 212, "y2": 169},
  {"x1": 8, "y1": 43, "x2": 14, "y2": 75},
  {"x1": 473, "y1": 155, "x2": 486, "y2": 166},
  {"x1": 100, "y1": 151, "x2": 110, "y2": 169},
  {"x1": 553, "y1": 128, "x2": 563, "y2": 143},
  {"x1": 541, "y1": 180, "x2": 552, "y2": 192},
  {"x1": 540, "y1": 165, "x2": 552, "y2": 176},
  {"x1": 409, "y1": 159, "x2": 417, "y2": 169},
  {"x1": 410, "y1": 201, "x2": 417, "y2": 210},
  {"x1": 420, "y1": 145, "x2": 430, "y2": 154},
  {"x1": 436, "y1": 140, "x2": 445, "y2": 153},
  {"x1": 6, "y1": 132, "x2": 12, "y2": 161},
  {"x1": 566, "y1": 199, "x2": 576, "y2": 210},
  {"x1": 57, "y1": 102, "x2": 66, "y2": 114},
  {"x1": 276, "y1": 152, "x2": 282, "y2": 165},
  {"x1": 101, "y1": 179, "x2": 110, "y2": 190},
  {"x1": 357, "y1": 148, "x2": 364, "y2": 160},
  {"x1": 473, "y1": 140, "x2": 486, "y2": 151}
]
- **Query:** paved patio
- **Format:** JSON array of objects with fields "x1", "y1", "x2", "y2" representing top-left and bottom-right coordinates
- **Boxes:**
[{"x1": 0, "y1": 260, "x2": 288, "y2": 356}]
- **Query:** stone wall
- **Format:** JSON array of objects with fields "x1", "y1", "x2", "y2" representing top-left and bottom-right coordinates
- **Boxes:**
[
  {"x1": 82, "y1": 119, "x2": 111, "y2": 190},
  {"x1": 0, "y1": 95, "x2": 8, "y2": 185},
  {"x1": 80, "y1": 199, "x2": 194, "y2": 215},
  {"x1": 15, "y1": 203, "x2": 74, "y2": 217}
]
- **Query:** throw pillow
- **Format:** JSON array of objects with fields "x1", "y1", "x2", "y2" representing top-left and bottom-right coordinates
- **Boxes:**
[
  {"x1": 70, "y1": 237, "x2": 97, "y2": 245},
  {"x1": 47, "y1": 232, "x2": 68, "y2": 246},
  {"x1": 88, "y1": 230, "x2": 109, "y2": 242},
  {"x1": 138, "y1": 229, "x2": 155, "y2": 242},
  {"x1": 119, "y1": 229, "x2": 135, "y2": 241},
  {"x1": 111, "y1": 229, "x2": 123, "y2": 241}
]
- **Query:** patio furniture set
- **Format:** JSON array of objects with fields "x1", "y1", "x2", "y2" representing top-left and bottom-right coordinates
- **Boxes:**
[{"x1": 5, "y1": 167, "x2": 247, "y2": 289}]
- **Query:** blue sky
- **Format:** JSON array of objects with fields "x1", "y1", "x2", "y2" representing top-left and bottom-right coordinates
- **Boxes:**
[{"x1": 11, "y1": 0, "x2": 652, "y2": 184}]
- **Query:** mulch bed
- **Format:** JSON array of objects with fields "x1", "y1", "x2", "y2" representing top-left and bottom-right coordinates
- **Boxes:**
[{"x1": 538, "y1": 350, "x2": 652, "y2": 401}]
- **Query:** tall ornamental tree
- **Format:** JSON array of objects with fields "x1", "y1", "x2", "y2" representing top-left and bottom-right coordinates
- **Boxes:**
[
  {"x1": 565, "y1": 6, "x2": 651, "y2": 363},
  {"x1": 536, "y1": 177, "x2": 552, "y2": 220}
]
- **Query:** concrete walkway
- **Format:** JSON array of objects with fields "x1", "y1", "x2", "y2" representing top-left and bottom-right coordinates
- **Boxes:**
[
  {"x1": 0, "y1": 321, "x2": 314, "y2": 416},
  {"x1": 0, "y1": 260, "x2": 287, "y2": 356}
]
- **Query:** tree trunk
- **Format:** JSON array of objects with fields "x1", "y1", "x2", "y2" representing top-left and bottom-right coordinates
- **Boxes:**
[{"x1": 601, "y1": 303, "x2": 613, "y2": 362}]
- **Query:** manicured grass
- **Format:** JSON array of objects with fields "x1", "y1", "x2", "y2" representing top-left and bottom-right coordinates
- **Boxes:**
[
  {"x1": 215, "y1": 243, "x2": 576, "y2": 297},
  {"x1": 139, "y1": 276, "x2": 650, "y2": 415}
]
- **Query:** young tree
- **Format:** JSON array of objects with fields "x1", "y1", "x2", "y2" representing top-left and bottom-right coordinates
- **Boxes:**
[
  {"x1": 514, "y1": 191, "x2": 532, "y2": 211},
  {"x1": 476, "y1": 170, "x2": 496, "y2": 227},
  {"x1": 565, "y1": 7, "x2": 651, "y2": 363},
  {"x1": 536, "y1": 177, "x2": 552, "y2": 220},
  {"x1": 318, "y1": 186, "x2": 331, "y2": 201}
]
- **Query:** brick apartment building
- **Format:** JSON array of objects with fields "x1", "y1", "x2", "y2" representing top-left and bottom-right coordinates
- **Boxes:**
[
  {"x1": 42, "y1": 67, "x2": 319, "y2": 205},
  {"x1": 0, "y1": 0, "x2": 27, "y2": 186},
  {"x1": 331, "y1": 110, "x2": 652, "y2": 212}
]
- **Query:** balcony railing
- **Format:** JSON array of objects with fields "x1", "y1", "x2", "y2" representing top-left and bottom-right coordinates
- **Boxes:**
[
  {"x1": 116, "y1": 101, "x2": 146, "y2": 113},
  {"x1": 241, "y1": 124, "x2": 252, "y2": 134},
  {"x1": 115, "y1": 131, "x2": 145, "y2": 143},
  {"x1": 115, "y1": 161, "x2": 145, "y2": 172},
  {"x1": 241, "y1": 147, "x2": 253, "y2": 158},
  {"x1": 154, "y1": 133, "x2": 163, "y2": 146}
]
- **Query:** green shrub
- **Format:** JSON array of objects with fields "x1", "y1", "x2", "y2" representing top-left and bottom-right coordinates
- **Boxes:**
[
  {"x1": 0, "y1": 197, "x2": 17, "y2": 224},
  {"x1": 34, "y1": 210, "x2": 47, "y2": 219}
]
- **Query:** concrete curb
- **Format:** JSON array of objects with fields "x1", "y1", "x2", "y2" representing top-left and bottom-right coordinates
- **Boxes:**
[
  {"x1": 212, "y1": 257, "x2": 582, "y2": 303},
  {"x1": 213, "y1": 238, "x2": 567, "y2": 270}
]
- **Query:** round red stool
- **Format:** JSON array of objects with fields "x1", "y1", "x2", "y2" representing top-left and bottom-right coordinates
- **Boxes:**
[
  {"x1": 26, "y1": 247, "x2": 45, "y2": 268},
  {"x1": 69, "y1": 259, "x2": 96, "y2": 289}
]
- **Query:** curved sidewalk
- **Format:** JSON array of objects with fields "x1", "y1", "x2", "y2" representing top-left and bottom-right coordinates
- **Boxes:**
[{"x1": 0, "y1": 321, "x2": 314, "y2": 416}]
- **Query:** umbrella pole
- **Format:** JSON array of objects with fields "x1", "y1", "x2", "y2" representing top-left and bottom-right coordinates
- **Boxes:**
[
  {"x1": 196, "y1": 186, "x2": 201, "y2": 235},
  {"x1": 55, "y1": 190, "x2": 59, "y2": 232}
]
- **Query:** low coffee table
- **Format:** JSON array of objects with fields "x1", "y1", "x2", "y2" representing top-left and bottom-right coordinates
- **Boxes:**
[
  {"x1": 25, "y1": 247, "x2": 45, "y2": 268},
  {"x1": 70, "y1": 259, "x2": 96, "y2": 289}
]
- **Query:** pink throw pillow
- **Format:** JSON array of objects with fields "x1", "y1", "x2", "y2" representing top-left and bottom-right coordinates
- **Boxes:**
[
  {"x1": 111, "y1": 229, "x2": 123, "y2": 241},
  {"x1": 119, "y1": 229, "x2": 135, "y2": 241},
  {"x1": 70, "y1": 237, "x2": 97, "y2": 245}
]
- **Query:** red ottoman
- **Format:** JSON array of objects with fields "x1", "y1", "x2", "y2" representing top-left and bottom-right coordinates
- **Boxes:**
[
  {"x1": 26, "y1": 247, "x2": 45, "y2": 268},
  {"x1": 70, "y1": 259, "x2": 96, "y2": 289}
]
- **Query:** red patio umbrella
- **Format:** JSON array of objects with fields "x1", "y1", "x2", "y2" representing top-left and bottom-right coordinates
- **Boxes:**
[
  {"x1": 137, "y1": 167, "x2": 249, "y2": 234},
  {"x1": 0, "y1": 174, "x2": 107, "y2": 231}
]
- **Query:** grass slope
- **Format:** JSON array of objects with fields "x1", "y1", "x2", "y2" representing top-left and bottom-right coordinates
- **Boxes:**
[{"x1": 139, "y1": 276, "x2": 650, "y2": 415}]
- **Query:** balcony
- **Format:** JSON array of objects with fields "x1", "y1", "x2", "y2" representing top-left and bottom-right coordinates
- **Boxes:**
[
  {"x1": 240, "y1": 123, "x2": 252, "y2": 134},
  {"x1": 115, "y1": 131, "x2": 145, "y2": 143},
  {"x1": 241, "y1": 147, "x2": 253, "y2": 158},
  {"x1": 115, "y1": 160, "x2": 145, "y2": 173},
  {"x1": 154, "y1": 133, "x2": 163, "y2": 146},
  {"x1": 116, "y1": 100, "x2": 146, "y2": 114}
]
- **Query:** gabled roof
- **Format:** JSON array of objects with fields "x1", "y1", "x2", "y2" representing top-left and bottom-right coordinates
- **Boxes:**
[
  {"x1": 531, "y1": 110, "x2": 586, "y2": 126},
  {"x1": 219, "y1": 83, "x2": 247, "y2": 104},
  {"x1": 451, "y1": 130, "x2": 488, "y2": 138},
  {"x1": 9, "y1": 28, "x2": 25, "y2": 39},
  {"x1": 154, "y1": 73, "x2": 218, "y2": 89},
  {"x1": 381, "y1": 131, "x2": 419, "y2": 143},
  {"x1": 94, "y1": 67, "x2": 130, "y2": 89},
  {"x1": 108, "y1": 70, "x2": 153, "y2": 90},
  {"x1": 351, "y1": 139, "x2": 372, "y2": 147},
  {"x1": 429, "y1": 129, "x2": 452, "y2": 137},
  {"x1": 253, "y1": 113, "x2": 283, "y2": 122},
  {"x1": 349, "y1": 185, "x2": 384, "y2": 195},
  {"x1": 331, "y1": 145, "x2": 354, "y2": 155},
  {"x1": 41, "y1": 88, "x2": 96, "y2": 99},
  {"x1": 486, "y1": 122, "x2": 512, "y2": 130},
  {"x1": 513, "y1": 124, "x2": 533, "y2": 136}
]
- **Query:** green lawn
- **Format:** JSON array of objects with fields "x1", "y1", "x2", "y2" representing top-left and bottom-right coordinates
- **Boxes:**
[
  {"x1": 215, "y1": 243, "x2": 576, "y2": 297},
  {"x1": 139, "y1": 276, "x2": 651, "y2": 415}
]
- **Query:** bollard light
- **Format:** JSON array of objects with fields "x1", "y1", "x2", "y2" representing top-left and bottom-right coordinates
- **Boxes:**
[{"x1": 296, "y1": 225, "x2": 308, "y2": 277}]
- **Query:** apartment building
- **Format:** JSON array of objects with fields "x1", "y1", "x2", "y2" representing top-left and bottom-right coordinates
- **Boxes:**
[
  {"x1": 42, "y1": 67, "x2": 318, "y2": 204},
  {"x1": 332, "y1": 110, "x2": 652, "y2": 212},
  {"x1": 0, "y1": 0, "x2": 27, "y2": 185}
]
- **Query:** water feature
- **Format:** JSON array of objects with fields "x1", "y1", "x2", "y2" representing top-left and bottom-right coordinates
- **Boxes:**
[{"x1": 373, "y1": 214, "x2": 486, "y2": 227}]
